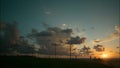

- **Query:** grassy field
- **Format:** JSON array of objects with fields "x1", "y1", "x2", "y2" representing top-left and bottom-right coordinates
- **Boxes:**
[{"x1": 0, "y1": 56, "x2": 114, "y2": 68}]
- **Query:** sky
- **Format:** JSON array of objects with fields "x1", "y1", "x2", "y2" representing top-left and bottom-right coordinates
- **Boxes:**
[{"x1": 0, "y1": 0, "x2": 119, "y2": 58}]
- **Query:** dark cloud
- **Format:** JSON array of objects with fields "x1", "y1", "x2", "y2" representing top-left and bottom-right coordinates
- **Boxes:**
[
  {"x1": 93, "y1": 45, "x2": 105, "y2": 52},
  {"x1": 0, "y1": 22, "x2": 93, "y2": 56},
  {"x1": 0, "y1": 22, "x2": 98, "y2": 58},
  {"x1": 38, "y1": 31, "x2": 53, "y2": 36},
  {"x1": 27, "y1": 27, "x2": 88, "y2": 56},
  {"x1": 0, "y1": 22, "x2": 38, "y2": 54},
  {"x1": 0, "y1": 22, "x2": 19, "y2": 53},
  {"x1": 80, "y1": 46, "x2": 92, "y2": 55},
  {"x1": 62, "y1": 29, "x2": 72, "y2": 34},
  {"x1": 27, "y1": 27, "x2": 74, "y2": 55},
  {"x1": 31, "y1": 28, "x2": 38, "y2": 34},
  {"x1": 67, "y1": 36, "x2": 86, "y2": 44}
]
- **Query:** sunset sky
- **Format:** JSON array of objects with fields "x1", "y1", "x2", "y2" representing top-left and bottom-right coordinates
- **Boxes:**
[{"x1": 0, "y1": 0, "x2": 119, "y2": 58}]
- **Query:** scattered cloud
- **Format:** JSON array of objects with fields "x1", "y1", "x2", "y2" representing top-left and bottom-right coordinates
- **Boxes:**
[
  {"x1": 92, "y1": 26, "x2": 120, "y2": 44},
  {"x1": 26, "y1": 26, "x2": 89, "y2": 56},
  {"x1": 27, "y1": 27, "x2": 75, "y2": 55},
  {"x1": 93, "y1": 45, "x2": 105, "y2": 52},
  {"x1": 1, "y1": 22, "x2": 118, "y2": 58},
  {"x1": 67, "y1": 36, "x2": 86, "y2": 45},
  {"x1": 80, "y1": 46, "x2": 93, "y2": 55}
]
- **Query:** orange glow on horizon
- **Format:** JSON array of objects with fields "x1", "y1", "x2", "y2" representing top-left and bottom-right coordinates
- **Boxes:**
[{"x1": 101, "y1": 53, "x2": 108, "y2": 58}]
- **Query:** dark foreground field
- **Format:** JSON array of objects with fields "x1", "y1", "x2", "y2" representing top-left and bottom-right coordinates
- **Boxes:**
[{"x1": 0, "y1": 56, "x2": 114, "y2": 68}]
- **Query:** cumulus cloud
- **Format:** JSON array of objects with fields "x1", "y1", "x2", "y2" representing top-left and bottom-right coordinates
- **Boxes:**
[
  {"x1": 27, "y1": 27, "x2": 75, "y2": 55},
  {"x1": 80, "y1": 46, "x2": 92, "y2": 55},
  {"x1": 32, "y1": 44, "x2": 41, "y2": 51},
  {"x1": 67, "y1": 36, "x2": 86, "y2": 45},
  {"x1": 27, "y1": 26, "x2": 89, "y2": 56},
  {"x1": 0, "y1": 22, "x2": 91, "y2": 56},
  {"x1": 92, "y1": 26, "x2": 120, "y2": 44},
  {"x1": 93, "y1": 45, "x2": 105, "y2": 52}
]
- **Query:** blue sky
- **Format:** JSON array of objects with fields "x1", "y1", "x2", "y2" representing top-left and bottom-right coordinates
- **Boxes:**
[{"x1": 1, "y1": 0, "x2": 119, "y2": 45}]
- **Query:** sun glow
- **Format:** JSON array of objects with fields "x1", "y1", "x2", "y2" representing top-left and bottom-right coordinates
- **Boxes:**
[{"x1": 101, "y1": 53, "x2": 108, "y2": 58}]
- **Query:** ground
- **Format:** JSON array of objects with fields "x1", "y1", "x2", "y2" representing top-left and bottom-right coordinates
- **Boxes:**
[{"x1": 0, "y1": 56, "x2": 114, "y2": 68}]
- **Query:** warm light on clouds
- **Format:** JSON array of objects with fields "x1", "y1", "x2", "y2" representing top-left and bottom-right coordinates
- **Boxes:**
[
  {"x1": 92, "y1": 26, "x2": 120, "y2": 44},
  {"x1": 0, "y1": 0, "x2": 119, "y2": 59},
  {"x1": 93, "y1": 48, "x2": 119, "y2": 58}
]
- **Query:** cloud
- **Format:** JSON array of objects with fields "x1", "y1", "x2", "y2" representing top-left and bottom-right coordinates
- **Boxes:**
[
  {"x1": 38, "y1": 31, "x2": 53, "y2": 36},
  {"x1": 27, "y1": 27, "x2": 89, "y2": 56},
  {"x1": 27, "y1": 27, "x2": 76, "y2": 55},
  {"x1": 92, "y1": 26, "x2": 120, "y2": 44},
  {"x1": 0, "y1": 22, "x2": 91, "y2": 56},
  {"x1": 115, "y1": 26, "x2": 120, "y2": 33},
  {"x1": 93, "y1": 45, "x2": 105, "y2": 52},
  {"x1": 71, "y1": 27, "x2": 86, "y2": 39},
  {"x1": 67, "y1": 36, "x2": 86, "y2": 45},
  {"x1": 61, "y1": 24, "x2": 68, "y2": 29},
  {"x1": 62, "y1": 24, "x2": 66, "y2": 27},
  {"x1": 32, "y1": 44, "x2": 41, "y2": 51},
  {"x1": 26, "y1": 27, "x2": 88, "y2": 56},
  {"x1": 80, "y1": 46, "x2": 92, "y2": 55}
]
